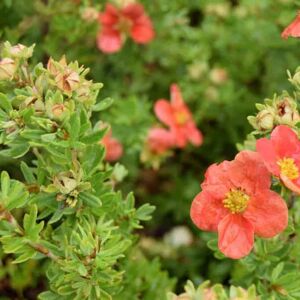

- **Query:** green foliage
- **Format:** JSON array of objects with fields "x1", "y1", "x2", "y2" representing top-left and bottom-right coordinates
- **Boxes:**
[{"x1": 2, "y1": 1, "x2": 300, "y2": 299}]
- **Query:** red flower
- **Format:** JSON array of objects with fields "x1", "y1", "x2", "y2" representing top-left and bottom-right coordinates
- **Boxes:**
[
  {"x1": 97, "y1": 3, "x2": 154, "y2": 53},
  {"x1": 101, "y1": 130, "x2": 123, "y2": 162},
  {"x1": 147, "y1": 127, "x2": 175, "y2": 154},
  {"x1": 190, "y1": 150, "x2": 288, "y2": 259},
  {"x1": 281, "y1": 12, "x2": 300, "y2": 39},
  {"x1": 256, "y1": 125, "x2": 300, "y2": 194},
  {"x1": 154, "y1": 84, "x2": 203, "y2": 148}
]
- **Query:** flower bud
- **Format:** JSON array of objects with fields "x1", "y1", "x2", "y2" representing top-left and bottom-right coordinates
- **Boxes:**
[
  {"x1": 0, "y1": 58, "x2": 16, "y2": 80},
  {"x1": 81, "y1": 7, "x2": 99, "y2": 21},
  {"x1": 291, "y1": 70, "x2": 300, "y2": 87},
  {"x1": 7, "y1": 43, "x2": 34, "y2": 59},
  {"x1": 52, "y1": 104, "x2": 66, "y2": 117},
  {"x1": 187, "y1": 62, "x2": 208, "y2": 80},
  {"x1": 275, "y1": 97, "x2": 300, "y2": 126},
  {"x1": 209, "y1": 68, "x2": 228, "y2": 85},
  {"x1": 255, "y1": 109, "x2": 275, "y2": 130},
  {"x1": 55, "y1": 68, "x2": 80, "y2": 93}
]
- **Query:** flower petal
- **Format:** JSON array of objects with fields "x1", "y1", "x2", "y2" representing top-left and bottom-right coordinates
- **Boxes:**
[
  {"x1": 122, "y1": 3, "x2": 145, "y2": 20},
  {"x1": 130, "y1": 16, "x2": 155, "y2": 44},
  {"x1": 229, "y1": 151, "x2": 271, "y2": 194},
  {"x1": 185, "y1": 122, "x2": 203, "y2": 146},
  {"x1": 244, "y1": 190, "x2": 288, "y2": 238},
  {"x1": 99, "y1": 4, "x2": 119, "y2": 26},
  {"x1": 154, "y1": 100, "x2": 174, "y2": 126},
  {"x1": 97, "y1": 28, "x2": 123, "y2": 53},
  {"x1": 190, "y1": 190, "x2": 228, "y2": 232},
  {"x1": 148, "y1": 127, "x2": 175, "y2": 154},
  {"x1": 170, "y1": 84, "x2": 184, "y2": 107},
  {"x1": 201, "y1": 161, "x2": 233, "y2": 199},
  {"x1": 256, "y1": 137, "x2": 280, "y2": 176},
  {"x1": 218, "y1": 214, "x2": 254, "y2": 259},
  {"x1": 105, "y1": 137, "x2": 123, "y2": 162},
  {"x1": 271, "y1": 125, "x2": 300, "y2": 158},
  {"x1": 280, "y1": 175, "x2": 300, "y2": 195},
  {"x1": 281, "y1": 14, "x2": 300, "y2": 39}
]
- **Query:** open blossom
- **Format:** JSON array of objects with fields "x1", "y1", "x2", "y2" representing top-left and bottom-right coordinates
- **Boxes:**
[
  {"x1": 281, "y1": 12, "x2": 300, "y2": 39},
  {"x1": 154, "y1": 84, "x2": 203, "y2": 148},
  {"x1": 257, "y1": 125, "x2": 300, "y2": 194},
  {"x1": 147, "y1": 127, "x2": 175, "y2": 154},
  {"x1": 101, "y1": 130, "x2": 123, "y2": 162},
  {"x1": 190, "y1": 150, "x2": 288, "y2": 259},
  {"x1": 97, "y1": 2, "x2": 155, "y2": 53}
]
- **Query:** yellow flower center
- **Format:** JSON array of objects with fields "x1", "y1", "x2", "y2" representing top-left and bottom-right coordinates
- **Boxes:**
[
  {"x1": 277, "y1": 157, "x2": 299, "y2": 180},
  {"x1": 175, "y1": 111, "x2": 189, "y2": 125},
  {"x1": 223, "y1": 189, "x2": 250, "y2": 214}
]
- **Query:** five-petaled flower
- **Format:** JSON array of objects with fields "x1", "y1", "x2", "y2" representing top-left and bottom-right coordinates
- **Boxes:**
[
  {"x1": 281, "y1": 12, "x2": 300, "y2": 39},
  {"x1": 190, "y1": 150, "x2": 288, "y2": 259},
  {"x1": 257, "y1": 125, "x2": 300, "y2": 194},
  {"x1": 97, "y1": 2, "x2": 155, "y2": 53},
  {"x1": 154, "y1": 84, "x2": 203, "y2": 148},
  {"x1": 101, "y1": 130, "x2": 123, "y2": 162}
]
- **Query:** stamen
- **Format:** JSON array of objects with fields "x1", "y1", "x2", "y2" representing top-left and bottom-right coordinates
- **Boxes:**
[
  {"x1": 277, "y1": 157, "x2": 299, "y2": 180},
  {"x1": 175, "y1": 111, "x2": 189, "y2": 125},
  {"x1": 223, "y1": 189, "x2": 249, "y2": 214}
]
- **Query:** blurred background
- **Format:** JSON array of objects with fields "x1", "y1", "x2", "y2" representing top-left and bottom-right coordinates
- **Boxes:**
[{"x1": 1, "y1": 0, "x2": 300, "y2": 297}]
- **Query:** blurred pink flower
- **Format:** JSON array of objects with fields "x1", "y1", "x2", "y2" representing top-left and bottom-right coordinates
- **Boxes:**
[
  {"x1": 154, "y1": 84, "x2": 203, "y2": 148},
  {"x1": 97, "y1": 3, "x2": 154, "y2": 53},
  {"x1": 101, "y1": 130, "x2": 123, "y2": 162}
]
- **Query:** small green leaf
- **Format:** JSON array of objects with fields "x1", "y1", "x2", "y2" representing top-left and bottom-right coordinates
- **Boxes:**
[
  {"x1": 92, "y1": 97, "x2": 114, "y2": 112},
  {"x1": 20, "y1": 161, "x2": 36, "y2": 184}
]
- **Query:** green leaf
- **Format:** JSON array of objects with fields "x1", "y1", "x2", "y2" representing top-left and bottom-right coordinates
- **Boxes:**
[
  {"x1": 69, "y1": 113, "x2": 81, "y2": 142},
  {"x1": 271, "y1": 262, "x2": 285, "y2": 282},
  {"x1": 38, "y1": 291, "x2": 61, "y2": 300},
  {"x1": 92, "y1": 97, "x2": 114, "y2": 112},
  {"x1": 13, "y1": 248, "x2": 36, "y2": 264},
  {"x1": 20, "y1": 161, "x2": 36, "y2": 184},
  {"x1": 1, "y1": 171, "x2": 10, "y2": 198},
  {"x1": 0, "y1": 143, "x2": 30, "y2": 158},
  {"x1": 136, "y1": 203, "x2": 155, "y2": 221},
  {"x1": 0, "y1": 92, "x2": 12, "y2": 112},
  {"x1": 80, "y1": 129, "x2": 107, "y2": 145},
  {"x1": 79, "y1": 191, "x2": 102, "y2": 208}
]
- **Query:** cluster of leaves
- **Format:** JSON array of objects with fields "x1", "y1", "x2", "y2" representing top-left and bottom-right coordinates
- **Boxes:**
[{"x1": 0, "y1": 42, "x2": 167, "y2": 299}]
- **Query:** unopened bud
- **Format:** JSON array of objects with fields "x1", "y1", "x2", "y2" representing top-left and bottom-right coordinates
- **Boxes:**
[
  {"x1": 275, "y1": 97, "x2": 300, "y2": 126},
  {"x1": 8, "y1": 43, "x2": 34, "y2": 59},
  {"x1": 209, "y1": 68, "x2": 228, "y2": 85},
  {"x1": 255, "y1": 109, "x2": 275, "y2": 131},
  {"x1": 55, "y1": 69, "x2": 80, "y2": 93},
  {"x1": 81, "y1": 7, "x2": 99, "y2": 21},
  {"x1": 52, "y1": 104, "x2": 66, "y2": 117},
  {"x1": 0, "y1": 58, "x2": 16, "y2": 80}
]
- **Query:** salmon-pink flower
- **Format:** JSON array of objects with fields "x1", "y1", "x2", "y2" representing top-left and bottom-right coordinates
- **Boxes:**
[
  {"x1": 97, "y1": 3, "x2": 155, "y2": 53},
  {"x1": 154, "y1": 84, "x2": 203, "y2": 148},
  {"x1": 256, "y1": 125, "x2": 300, "y2": 194},
  {"x1": 190, "y1": 150, "x2": 288, "y2": 259},
  {"x1": 101, "y1": 130, "x2": 123, "y2": 162},
  {"x1": 281, "y1": 12, "x2": 300, "y2": 39},
  {"x1": 147, "y1": 127, "x2": 175, "y2": 154}
]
